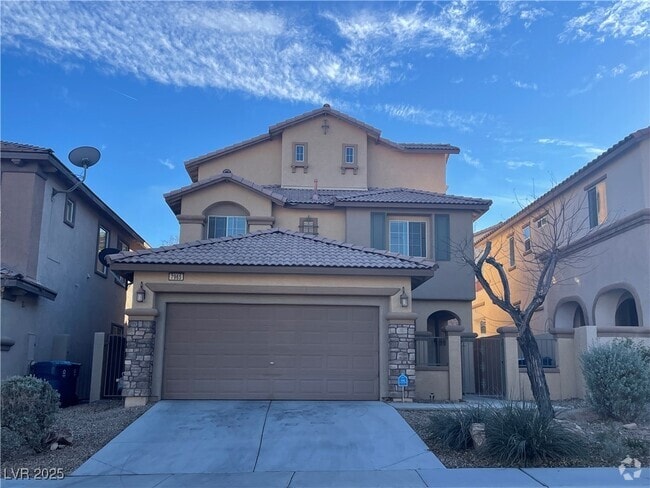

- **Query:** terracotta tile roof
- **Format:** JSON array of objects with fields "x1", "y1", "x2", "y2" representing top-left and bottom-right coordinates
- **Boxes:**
[
  {"x1": 333, "y1": 188, "x2": 491, "y2": 206},
  {"x1": 378, "y1": 138, "x2": 460, "y2": 154},
  {"x1": 1, "y1": 263, "x2": 57, "y2": 300},
  {"x1": 260, "y1": 186, "x2": 369, "y2": 205},
  {"x1": 1, "y1": 141, "x2": 52, "y2": 154},
  {"x1": 475, "y1": 126, "x2": 650, "y2": 244},
  {"x1": 108, "y1": 229, "x2": 436, "y2": 271}
]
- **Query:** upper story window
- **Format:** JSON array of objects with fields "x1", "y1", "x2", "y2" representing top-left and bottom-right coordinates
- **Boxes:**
[
  {"x1": 508, "y1": 235, "x2": 516, "y2": 267},
  {"x1": 115, "y1": 238, "x2": 130, "y2": 287},
  {"x1": 64, "y1": 198, "x2": 76, "y2": 227},
  {"x1": 587, "y1": 180, "x2": 607, "y2": 228},
  {"x1": 96, "y1": 225, "x2": 110, "y2": 276},
  {"x1": 434, "y1": 214, "x2": 450, "y2": 261},
  {"x1": 389, "y1": 220, "x2": 427, "y2": 257},
  {"x1": 536, "y1": 215, "x2": 548, "y2": 228},
  {"x1": 341, "y1": 144, "x2": 359, "y2": 174},
  {"x1": 291, "y1": 143, "x2": 308, "y2": 173},
  {"x1": 299, "y1": 217, "x2": 319, "y2": 235},
  {"x1": 118, "y1": 239, "x2": 129, "y2": 252},
  {"x1": 207, "y1": 216, "x2": 247, "y2": 239},
  {"x1": 522, "y1": 224, "x2": 531, "y2": 253}
]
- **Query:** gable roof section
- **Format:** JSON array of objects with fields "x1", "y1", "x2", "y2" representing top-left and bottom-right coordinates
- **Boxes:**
[
  {"x1": 164, "y1": 171, "x2": 287, "y2": 214},
  {"x1": 108, "y1": 228, "x2": 437, "y2": 277},
  {"x1": 1, "y1": 141, "x2": 147, "y2": 246},
  {"x1": 184, "y1": 105, "x2": 460, "y2": 182},
  {"x1": 475, "y1": 126, "x2": 650, "y2": 245}
]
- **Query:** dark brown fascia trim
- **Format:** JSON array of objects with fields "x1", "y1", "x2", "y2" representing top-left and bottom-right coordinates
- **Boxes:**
[
  {"x1": 110, "y1": 263, "x2": 435, "y2": 277},
  {"x1": 475, "y1": 132, "x2": 647, "y2": 245},
  {"x1": 0, "y1": 278, "x2": 57, "y2": 301},
  {"x1": 560, "y1": 208, "x2": 650, "y2": 259},
  {"x1": 146, "y1": 283, "x2": 401, "y2": 296},
  {"x1": 333, "y1": 201, "x2": 492, "y2": 212}
]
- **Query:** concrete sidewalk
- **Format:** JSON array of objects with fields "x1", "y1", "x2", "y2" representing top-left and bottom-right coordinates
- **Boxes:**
[{"x1": 3, "y1": 467, "x2": 648, "y2": 487}]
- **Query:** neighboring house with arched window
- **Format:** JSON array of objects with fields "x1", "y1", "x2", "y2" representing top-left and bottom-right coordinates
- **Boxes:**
[{"x1": 472, "y1": 127, "x2": 650, "y2": 400}]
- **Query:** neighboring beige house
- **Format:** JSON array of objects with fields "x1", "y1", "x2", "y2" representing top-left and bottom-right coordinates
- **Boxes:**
[
  {"x1": 108, "y1": 104, "x2": 491, "y2": 406},
  {"x1": 1, "y1": 142, "x2": 146, "y2": 399},
  {"x1": 472, "y1": 127, "x2": 650, "y2": 400}
]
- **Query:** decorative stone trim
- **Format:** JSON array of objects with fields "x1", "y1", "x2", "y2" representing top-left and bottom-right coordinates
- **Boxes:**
[
  {"x1": 122, "y1": 320, "x2": 156, "y2": 400},
  {"x1": 388, "y1": 322, "x2": 416, "y2": 401}
]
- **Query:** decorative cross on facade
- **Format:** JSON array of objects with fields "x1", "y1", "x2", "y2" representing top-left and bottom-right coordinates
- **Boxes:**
[{"x1": 321, "y1": 118, "x2": 329, "y2": 134}]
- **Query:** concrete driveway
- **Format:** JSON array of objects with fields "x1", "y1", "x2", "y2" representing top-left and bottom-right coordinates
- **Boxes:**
[{"x1": 74, "y1": 400, "x2": 443, "y2": 476}]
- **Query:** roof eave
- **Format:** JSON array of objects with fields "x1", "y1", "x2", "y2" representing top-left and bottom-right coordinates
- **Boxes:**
[{"x1": 1, "y1": 278, "x2": 57, "y2": 301}]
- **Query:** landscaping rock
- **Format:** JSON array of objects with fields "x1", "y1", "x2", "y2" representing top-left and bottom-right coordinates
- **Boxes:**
[
  {"x1": 622, "y1": 423, "x2": 637, "y2": 430},
  {"x1": 470, "y1": 423, "x2": 486, "y2": 448}
]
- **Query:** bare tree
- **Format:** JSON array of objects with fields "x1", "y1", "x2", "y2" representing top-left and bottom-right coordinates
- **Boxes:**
[{"x1": 461, "y1": 193, "x2": 592, "y2": 419}]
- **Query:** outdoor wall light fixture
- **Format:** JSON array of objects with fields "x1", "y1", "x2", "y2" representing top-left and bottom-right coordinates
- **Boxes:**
[
  {"x1": 400, "y1": 287, "x2": 409, "y2": 308},
  {"x1": 51, "y1": 146, "x2": 101, "y2": 199},
  {"x1": 135, "y1": 282, "x2": 146, "y2": 303}
]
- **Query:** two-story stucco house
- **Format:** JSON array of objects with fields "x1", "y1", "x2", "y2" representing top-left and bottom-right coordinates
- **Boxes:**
[
  {"x1": 108, "y1": 105, "x2": 491, "y2": 406},
  {"x1": 472, "y1": 127, "x2": 649, "y2": 400},
  {"x1": 1, "y1": 142, "x2": 147, "y2": 400}
]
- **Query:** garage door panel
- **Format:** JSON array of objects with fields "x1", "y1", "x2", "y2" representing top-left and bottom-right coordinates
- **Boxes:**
[{"x1": 163, "y1": 304, "x2": 379, "y2": 400}]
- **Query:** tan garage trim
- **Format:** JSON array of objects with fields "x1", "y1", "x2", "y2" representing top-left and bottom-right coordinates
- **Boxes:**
[{"x1": 163, "y1": 303, "x2": 379, "y2": 400}]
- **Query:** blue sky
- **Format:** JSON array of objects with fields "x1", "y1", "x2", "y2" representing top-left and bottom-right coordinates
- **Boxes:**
[{"x1": 2, "y1": 1, "x2": 649, "y2": 246}]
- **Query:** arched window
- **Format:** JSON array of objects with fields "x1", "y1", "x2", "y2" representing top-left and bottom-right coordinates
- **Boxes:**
[
  {"x1": 615, "y1": 294, "x2": 639, "y2": 326},
  {"x1": 204, "y1": 202, "x2": 249, "y2": 239}
]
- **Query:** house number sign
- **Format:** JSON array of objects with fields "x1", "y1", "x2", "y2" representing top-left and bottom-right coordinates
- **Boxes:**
[{"x1": 168, "y1": 272, "x2": 184, "y2": 281}]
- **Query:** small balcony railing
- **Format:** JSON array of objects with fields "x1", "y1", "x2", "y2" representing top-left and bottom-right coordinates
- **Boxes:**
[{"x1": 415, "y1": 336, "x2": 449, "y2": 367}]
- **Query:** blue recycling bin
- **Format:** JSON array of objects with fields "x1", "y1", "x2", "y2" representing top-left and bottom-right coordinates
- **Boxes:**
[{"x1": 30, "y1": 361, "x2": 81, "y2": 407}]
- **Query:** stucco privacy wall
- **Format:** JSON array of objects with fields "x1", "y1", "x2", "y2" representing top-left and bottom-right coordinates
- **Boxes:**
[
  {"x1": 178, "y1": 183, "x2": 274, "y2": 242},
  {"x1": 281, "y1": 116, "x2": 369, "y2": 189},
  {"x1": 196, "y1": 138, "x2": 282, "y2": 185},
  {"x1": 124, "y1": 271, "x2": 415, "y2": 403},
  {"x1": 367, "y1": 143, "x2": 448, "y2": 194}
]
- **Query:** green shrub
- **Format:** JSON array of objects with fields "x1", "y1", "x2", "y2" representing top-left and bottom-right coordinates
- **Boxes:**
[
  {"x1": 483, "y1": 403, "x2": 587, "y2": 466},
  {"x1": 581, "y1": 339, "x2": 650, "y2": 422},
  {"x1": 1, "y1": 376, "x2": 60, "y2": 452},
  {"x1": 428, "y1": 405, "x2": 487, "y2": 450}
]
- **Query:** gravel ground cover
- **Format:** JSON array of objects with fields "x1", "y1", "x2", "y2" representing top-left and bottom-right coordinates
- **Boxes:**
[
  {"x1": 400, "y1": 402, "x2": 650, "y2": 468},
  {"x1": 1, "y1": 400, "x2": 151, "y2": 476}
]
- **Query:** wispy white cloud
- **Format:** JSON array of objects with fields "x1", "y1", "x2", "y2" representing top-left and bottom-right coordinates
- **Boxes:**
[
  {"x1": 568, "y1": 63, "x2": 630, "y2": 96},
  {"x1": 484, "y1": 74, "x2": 499, "y2": 84},
  {"x1": 512, "y1": 80, "x2": 538, "y2": 90},
  {"x1": 538, "y1": 137, "x2": 605, "y2": 157},
  {"x1": 560, "y1": 1, "x2": 650, "y2": 43},
  {"x1": 505, "y1": 160, "x2": 538, "y2": 170},
  {"x1": 610, "y1": 63, "x2": 627, "y2": 76},
  {"x1": 518, "y1": 6, "x2": 552, "y2": 29},
  {"x1": 159, "y1": 159, "x2": 175, "y2": 170},
  {"x1": 462, "y1": 150, "x2": 481, "y2": 168},
  {"x1": 629, "y1": 69, "x2": 649, "y2": 81},
  {"x1": 451, "y1": 77, "x2": 464, "y2": 84},
  {"x1": 376, "y1": 103, "x2": 489, "y2": 132}
]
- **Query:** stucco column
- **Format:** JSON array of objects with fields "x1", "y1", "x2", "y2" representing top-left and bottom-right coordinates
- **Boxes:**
[
  {"x1": 498, "y1": 326, "x2": 521, "y2": 400},
  {"x1": 549, "y1": 328, "x2": 577, "y2": 400},
  {"x1": 177, "y1": 214, "x2": 205, "y2": 242},
  {"x1": 122, "y1": 310, "x2": 158, "y2": 407},
  {"x1": 573, "y1": 325, "x2": 598, "y2": 399},
  {"x1": 386, "y1": 313, "x2": 416, "y2": 402},
  {"x1": 444, "y1": 325, "x2": 463, "y2": 401}
]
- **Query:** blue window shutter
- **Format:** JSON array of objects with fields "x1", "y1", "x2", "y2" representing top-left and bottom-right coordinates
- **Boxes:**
[
  {"x1": 371, "y1": 212, "x2": 387, "y2": 250},
  {"x1": 435, "y1": 214, "x2": 450, "y2": 261}
]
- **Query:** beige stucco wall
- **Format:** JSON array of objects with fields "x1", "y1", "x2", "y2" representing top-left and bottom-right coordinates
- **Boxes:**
[
  {"x1": 197, "y1": 138, "x2": 282, "y2": 185},
  {"x1": 128, "y1": 270, "x2": 414, "y2": 401},
  {"x1": 367, "y1": 143, "x2": 448, "y2": 193},
  {"x1": 273, "y1": 205, "x2": 346, "y2": 241},
  {"x1": 280, "y1": 117, "x2": 368, "y2": 189},
  {"x1": 415, "y1": 369, "x2": 450, "y2": 401}
]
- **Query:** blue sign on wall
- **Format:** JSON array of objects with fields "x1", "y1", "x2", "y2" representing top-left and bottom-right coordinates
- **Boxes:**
[{"x1": 397, "y1": 373, "x2": 409, "y2": 387}]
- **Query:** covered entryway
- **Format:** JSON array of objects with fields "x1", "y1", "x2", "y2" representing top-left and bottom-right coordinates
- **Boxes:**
[{"x1": 163, "y1": 303, "x2": 379, "y2": 400}]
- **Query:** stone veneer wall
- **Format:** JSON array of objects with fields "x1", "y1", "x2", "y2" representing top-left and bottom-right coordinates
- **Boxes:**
[
  {"x1": 388, "y1": 322, "x2": 416, "y2": 400},
  {"x1": 122, "y1": 320, "x2": 156, "y2": 398}
]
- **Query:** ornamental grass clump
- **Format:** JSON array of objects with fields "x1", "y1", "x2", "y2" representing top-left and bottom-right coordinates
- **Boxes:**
[
  {"x1": 581, "y1": 339, "x2": 650, "y2": 422},
  {"x1": 428, "y1": 405, "x2": 487, "y2": 450},
  {"x1": 1, "y1": 376, "x2": 60, "y2": 452},
  {"x1": 483, "y1": 403, "x2": 587, "y2": 466}
]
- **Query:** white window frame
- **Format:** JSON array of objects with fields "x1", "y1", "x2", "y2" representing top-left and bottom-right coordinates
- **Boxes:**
[
  {"x1": 295, "y1": 144, "x2": 305, "y2": 163},
  {"x1": 96, "y1": 225, "x2": 110, "y2": 276},
  {"x1": 207, "y1": 215, "x2": 247, "y2": 239},
  {"x1": 522, "y1": 224, "x2": 531, "y2": 253},
  {"x1": 388, "y1": 219, "x2": 427, "y2": 257},
  {"x1": 587, "y1": 180, "x2": 607, "y2": 228},
  {"x1": 64, "y1": 198, "x2": 75, "y2": 227},
  {"x1": 345, "y1": 145, "x2": 355, "y2": 164}
]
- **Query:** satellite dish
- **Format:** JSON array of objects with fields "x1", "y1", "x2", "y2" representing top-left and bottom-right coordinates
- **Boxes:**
[
  {"x1": 99, "y1": 247, "x2": 122, "y2": 267},
  {"x1": 68, "y1": 146, "x2": 101, "y2": 169}
]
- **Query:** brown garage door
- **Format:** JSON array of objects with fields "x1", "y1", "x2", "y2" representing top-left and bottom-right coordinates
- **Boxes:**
[{"x1": 163, "y1": 303, "x2": 379, "y2": 400}]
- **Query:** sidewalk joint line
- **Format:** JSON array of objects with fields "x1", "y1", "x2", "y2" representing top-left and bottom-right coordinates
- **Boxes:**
[
  {"x1": 253, "y1": 400, "x2": 272, "y2": 472},
  {"x1": 518, "y1": 468, "x2": 549, "y2": 487}
]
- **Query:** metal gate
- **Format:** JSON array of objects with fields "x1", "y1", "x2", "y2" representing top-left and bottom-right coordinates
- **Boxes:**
[
  {"x1": 460, "y1": 337, "x2": 476, "y2": 395},
  {"x1": 102, "y1": 334, "x2": 126, "y2": 398},
  {"x1": 473, "y1": 335, "x2": 505, "y2": 397}
]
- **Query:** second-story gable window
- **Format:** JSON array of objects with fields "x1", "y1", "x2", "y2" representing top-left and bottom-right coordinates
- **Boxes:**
[
  {"x1": 292, "y1": 143, "x2": 308, "y2": 173},
  {"x1": 207, "y1": 216, "x2": 247, "y2": 239},
  {"x1": 341, "y1": 144, "x2": 359, "y2": 174},
  {"x1": 523, "y1": 224, "x2": 531, "y2": 253},
  {"x1": 295, "y1": 144, "x2": 305, "y2": 163},
  {"x1": 299, "y1": 217, "x2": 319, "y2": 235},
  {"x1": 64, "y1": 198, "x2": 76, "y2": 227},
  {"x1": 587, "y1": 180, "x2": 607, "y2": 228},
  {"x1": 96, "y1": 225, "x2": 110, "y2": 276},
  {"x1": 389, "y1": 220, "x2": 426, "y2": 257},
  {"x1": 344, "y1": 145, "x2": 355, "y2": 164}
]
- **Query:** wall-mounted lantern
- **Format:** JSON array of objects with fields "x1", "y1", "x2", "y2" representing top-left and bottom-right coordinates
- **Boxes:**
[
  {"x1": 135, "y1": 282, "x2": 146, "y2": 303},
  {"x1": 400, "y1": 287, "x2": 409, "y2": 308}
]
